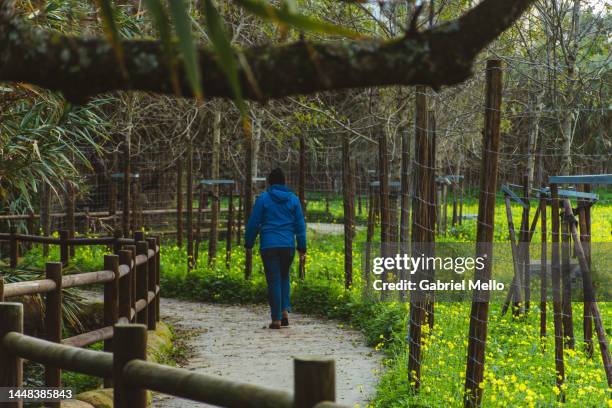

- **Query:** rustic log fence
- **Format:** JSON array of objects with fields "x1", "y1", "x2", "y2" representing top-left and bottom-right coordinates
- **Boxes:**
[{"x1": 0, "y1": 232, "x2": 347, "y2": 408}]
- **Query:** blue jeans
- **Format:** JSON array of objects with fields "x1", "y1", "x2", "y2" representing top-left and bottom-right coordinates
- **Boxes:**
[{"x1": 261, "y1": 248, "x2": 294, "y2": 321}]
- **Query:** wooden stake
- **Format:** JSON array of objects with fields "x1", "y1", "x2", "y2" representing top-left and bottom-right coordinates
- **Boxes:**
[
  {"x1": 122, "y1": 136, "x2": 131, "y2": 237},
  {"x1": 44, "y1": 262, "x2": 62, "y2": 406},
  {"x1": 550, "y1": 184, "x2": 565, "y2": 400},
  {"x1": 561, "y1": 199, "x2": 611, "y2": 388},
  {"x1": 186, "y1": 143, "x2": 194, "y2": 271},
  {"x1": 342, "y1": 133, "x2": 353, "y2": 289},
  {"x1": 540, "y1": 197, "x2": 547, "y2": 339},
  {"x1": 464, "y1": 60, "x2": 503, "y2": 407},
  {"x1": 176, "y1": 159, "x2": 183, "y2": 247}
]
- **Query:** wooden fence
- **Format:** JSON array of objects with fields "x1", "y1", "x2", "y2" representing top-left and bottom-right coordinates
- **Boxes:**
[{"x1": 0, "y1": 232, "x2": 348, "y2": 408}]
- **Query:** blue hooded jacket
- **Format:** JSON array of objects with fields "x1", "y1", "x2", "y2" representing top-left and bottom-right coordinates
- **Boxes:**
[{"x1": 244, "y1": 184, "x2": 306, "y2": 251}]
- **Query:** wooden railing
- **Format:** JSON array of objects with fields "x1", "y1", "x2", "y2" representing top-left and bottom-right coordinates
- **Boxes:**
[{"x1": 0, "y1": 233, "x2": 348, "y2": 408}]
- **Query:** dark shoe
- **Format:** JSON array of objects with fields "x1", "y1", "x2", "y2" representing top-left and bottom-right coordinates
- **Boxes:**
[
  {"x1": 269, "y1": 321, "x2": 281, "y2": 329},
  {"x1": 281, "y1": 317, "x2": 289, "y2": 327}
]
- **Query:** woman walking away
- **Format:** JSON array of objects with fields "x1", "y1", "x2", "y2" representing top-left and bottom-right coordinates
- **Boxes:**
[{"x1": 245, "y1": 168, "x2": 306, "y2": 329}]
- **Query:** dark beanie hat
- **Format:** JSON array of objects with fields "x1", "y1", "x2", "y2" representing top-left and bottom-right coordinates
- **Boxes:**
[{"x1": 268, "y1": 168, "x2": 285, "y2": 185}]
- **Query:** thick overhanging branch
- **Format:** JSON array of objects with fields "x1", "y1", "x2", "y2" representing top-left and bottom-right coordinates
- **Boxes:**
[{"x1": 0, "y1": 0, "x2": 535, "y2": 103}]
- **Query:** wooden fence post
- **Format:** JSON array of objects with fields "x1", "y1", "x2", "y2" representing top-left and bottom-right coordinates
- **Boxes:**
[
  {"x1": 59, "y1": 230, "x2": 69, "y2": 267},
  {"x1": 122, "y1": 137, "x2": 131, "y2": 238},
  {"x1": 125, "y1": 244, "x2": 137, "y2": 322},
  {"x1": 109, "y1": 152, "x2": 118, "y2": 225},
  {"x1": 463, "y1": 59, "x2": 503, "y2": 407},
  {"x1": 9, "y1": 226, "x2": 17, "y2": 269},
  {"x1": 408, "y1": 85, "x2": 429, "y2": 391},
  {"x1": 44, "y1": 262, "x2": 62, "y2": 407},
  {"x1": 226, "y1": 185, "x2": 234, "y2": 269},
  {"x1": 550, "y1": 184, "x2": 565, "y2": 400},
  {"x1": 561, "y1": 206, "x2": 574, "y2": 349},
  {"x1": 104, "y1": 254, "x2": 120, "y2": 387},
  {"x1": 118, "y1": 250, "x2": 133, "y2": 322},
  {"x1": 136, "y1": 241, "x2": 149, "y2": 326},
  {"x1": 0, "y1": 302, "x2": 23, "y2": 408},
  {"x1": 113, "y1": 324, "x2": 147, "y2": 408},
  {"x1": 520, "y1": 177, "x2": 531, "y2": 312},
  {"x1": 176, "y1": 160, "x2": 183, "y2": 247},
  {"x1": 244, "y1": 130, "x2": 254, "y2": 280},
  {"x1": 186, "y1": 143, "x2": 194, "y2": 272},
  {"x1": 146, "y1": 237, "x2": 157, "y2": 330},
  {"x1": 236, "y1": 181, "x2": 243, "y2": 245},
  {"x1": 294, "y1": 357, "x2": 335, "y2": 408},
  {"x1": 540, "y1": 197, "x2": 547, "y2": 339},
  {"x1": 0, "y1": 277, "x2": 4, "y2": 301},
  {"x1": 342, "y1": 133, "x2": 353, "y2": 289},
  {"x1": 155, "y1": 236, "x2": 161, "y2": 322}
]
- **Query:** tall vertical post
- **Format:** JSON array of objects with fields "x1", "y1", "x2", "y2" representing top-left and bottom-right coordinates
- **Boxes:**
[
  {"x1": 400, "y1": 128, "x2": 411, "y2": 244},
  {"x1": 155, "y1": 236, "x2": 161, "y2": 321},
  {"x1": 236, "y1": 182, "x2": 243, "y2": 245},
  {"x1": 342, "y1": 133, "x2": 353, "y2": 289},
  {"x1": 294, "y1": 358, "x2": 335, "y2": 408},
  {"x1": 109, "y1": 151, "x2": 118, "y2": 223},
  {"x1": 44, "y1": 262, "x2": 62, "y2": 406},
  {"x1": 122, "y1": 136, "x2": 131, "y2": 237},
  {"x1": 561, "y1": 199, "x2": 574, "y2": 348},
  {"x1": 244, "y1": 121, "x2": 254, "y2": 280},
  {"x1": 408, "y1": 85, "x2": 428, "y2": 391},
  {"x1": 298, "y1": 134, "x2": 307, "y2": 280},
  {"x1": 550, "y1": 184, "x2": 565, "y2": 400},
  {"x1": 104, "y1": 254, "x2": 120, "y2": 387},
  {"x1": 521, "y1": 175, "x2": 531, "y2": 312},
  {"x1": 176, "y1": 159, "x2": 183, "y2": 247},
  {"x1": 186, "y1": 143, "x2": 194, "y2": 271},
  {"x1": 225, "y1": 185, "x2": 234, "y2": 269},
  {"x1": 426, "y1": 109, "x2": 436, "y2": 328},
  {"x1": 464, "y1": 60, "x2": 503, "y2": 407},
  {"x1": 539, "y1": 197, "x2": 547, "y2": 338},
  {"x1": 378, "y1": 126, "x2": 390, "y2": 300},
  {"x1": 578, "y1": 185, "x2": 593, "y2": 356},
  {"x1": 0, "y1": 303, "x2": 23, "y2": 408},
  {"x1": 113, "y1": 324, "x2": 147, "y2": 408},
  {"x1": 209, "y1": 111, "x2": 221, "y2": 264}
]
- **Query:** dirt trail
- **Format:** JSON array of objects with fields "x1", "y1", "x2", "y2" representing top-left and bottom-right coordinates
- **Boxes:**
[{"x1": 152, "y1": 297, "x2": 382, "y2": 408}]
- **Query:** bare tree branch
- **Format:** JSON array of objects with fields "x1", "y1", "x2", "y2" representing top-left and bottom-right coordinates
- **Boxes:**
[{"x1": 0, "y1": 0, "x2": 535, "y2": 103}]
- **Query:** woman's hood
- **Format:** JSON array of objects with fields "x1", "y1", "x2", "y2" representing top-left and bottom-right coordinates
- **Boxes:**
[{"x1": 267, "y1": 184, "x2": 292, "y2": 203}]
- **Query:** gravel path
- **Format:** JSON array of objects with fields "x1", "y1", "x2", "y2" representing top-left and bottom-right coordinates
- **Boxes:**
[{"x1": 152, "y1": 297, "x2": 382, "y2": 408}]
